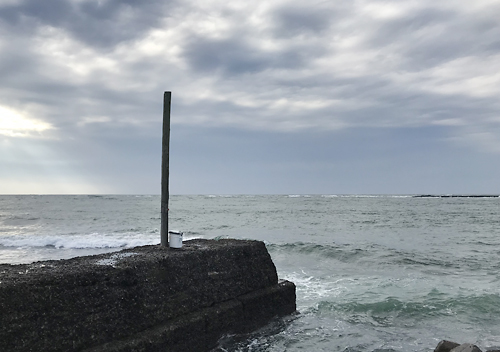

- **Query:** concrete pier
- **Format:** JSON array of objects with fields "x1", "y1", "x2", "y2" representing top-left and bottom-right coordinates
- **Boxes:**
[{"x1": 0, "y1": 239, "x2": 296, "y2": 352}]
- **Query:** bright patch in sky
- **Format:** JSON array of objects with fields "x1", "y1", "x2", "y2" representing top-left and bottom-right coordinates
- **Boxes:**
[{"x1": 0, "y1": 106, "x2": 53, "y2": 137}]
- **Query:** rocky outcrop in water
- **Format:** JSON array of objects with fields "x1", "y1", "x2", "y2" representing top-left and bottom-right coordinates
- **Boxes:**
[{"x1": 434, "y1": 340, "x2": 500, "y2": 352}]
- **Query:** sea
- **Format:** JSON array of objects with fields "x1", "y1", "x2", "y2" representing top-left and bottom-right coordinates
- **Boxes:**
[{"x1": 1, "y1": 194, "x2": 500, "y2": 352}]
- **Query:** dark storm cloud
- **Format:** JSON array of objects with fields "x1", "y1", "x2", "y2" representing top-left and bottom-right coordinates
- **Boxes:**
[
  {"x1": 0, "y1": 0, "x2": 173, "y2": 48},
  {"x1": 271, "y1": 4, "x2": 335, "y2": 37},
  {"x1": 182, "y1": 35, "x2": 322, "y2": 76},
  {"x1": 183, "y1": 37, "x2": 271, "y2": 75},
  {"x1": 0, "y1": 0, "x2": 72, "y2": 27},
  {"x1": 181, "y1": 3, "x2": 335, "y2": 76}
]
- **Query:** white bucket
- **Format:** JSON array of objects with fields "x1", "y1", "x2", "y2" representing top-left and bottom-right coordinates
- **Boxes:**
[{"x1": 168, "y1": 231, "x2": 183, "y2": 248}]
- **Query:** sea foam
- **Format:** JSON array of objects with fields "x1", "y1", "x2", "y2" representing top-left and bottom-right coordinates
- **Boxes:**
[{"x1": 0, "y1": 233, "x2": 158, "y2": 249}]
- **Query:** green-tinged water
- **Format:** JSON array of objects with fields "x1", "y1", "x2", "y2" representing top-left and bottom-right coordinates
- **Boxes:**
[{"x1": 1, "y1": 195, "x2": 500, "y2": 351}]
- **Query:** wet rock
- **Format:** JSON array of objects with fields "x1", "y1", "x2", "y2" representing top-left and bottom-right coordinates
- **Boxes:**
[
  {"x1": 451, "y1": 343, "x2": 483, "y2": 352},
  {"x1": 435, "y1": 340, "x2": 461, "y2": 352}
]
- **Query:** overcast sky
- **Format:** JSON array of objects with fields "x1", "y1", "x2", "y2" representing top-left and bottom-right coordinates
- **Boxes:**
[{"x1": 1, "y1": 0, "x2": 500, "y2": 194}]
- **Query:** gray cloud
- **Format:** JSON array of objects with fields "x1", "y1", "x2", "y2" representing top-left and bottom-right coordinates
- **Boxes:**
[
  {"x1": 182, "y1": 35, "x2": 319, "y2": 76},
  {"x1": 2, "y1": 0, "x2": 498, "y2": 131},
  {"x1": 271, "y1": 4, "x2": 335, "y2": 38},
  {"x1": 183, "y1": 37, "x2": 271, "y2": 75},
  {"x1": 0, "y1": 0, "x2": 73, "y2": 27},
  {"x1": 0, "y1": 0, "x2": 173, "y2": 48},
  {"x1": 361, "y1": 5, "x2": 500, "y2": 71},
  {"x1": 1, "y1": 0, "x2": 500, "y2": 193}
]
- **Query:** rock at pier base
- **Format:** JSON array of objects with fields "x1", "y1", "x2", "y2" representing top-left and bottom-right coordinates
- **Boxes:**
[
  {"x1": 451, "y1": 344, "x2": 483, "y2": 352},
  {"x1": 435, "y1": 340, "x2": 461, "y2": 352},
  {"x1": 434, "y1": 341, "x2": 500, "y2": 352}
]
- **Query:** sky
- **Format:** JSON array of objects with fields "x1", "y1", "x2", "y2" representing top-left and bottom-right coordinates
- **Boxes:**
[{"x1": 1, "y1": 0, "x2": 500, "y2": 195}]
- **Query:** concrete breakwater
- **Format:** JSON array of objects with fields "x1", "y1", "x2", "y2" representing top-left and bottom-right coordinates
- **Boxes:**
[{"x1": 0, "y1": 239, "x2": 296, "y2": 352}]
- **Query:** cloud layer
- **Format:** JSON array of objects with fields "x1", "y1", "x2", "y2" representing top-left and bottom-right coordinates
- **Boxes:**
[{"x1": 1, "y1": 0, "x2": 500, "y2": 193}]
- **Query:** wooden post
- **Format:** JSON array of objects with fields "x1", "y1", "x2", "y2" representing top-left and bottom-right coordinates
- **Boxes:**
[{"x1": 161, "y1": 91, "x2": 171, "y2": 246}]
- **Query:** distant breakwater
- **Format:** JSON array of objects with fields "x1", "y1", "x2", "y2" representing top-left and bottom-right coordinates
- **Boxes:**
[{"x1": 413, "y1": 194, "x2": 500, "y2": 198}]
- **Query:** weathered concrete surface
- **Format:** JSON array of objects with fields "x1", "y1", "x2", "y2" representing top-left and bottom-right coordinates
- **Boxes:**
[{"x1": 0, "y1": 239, "x2": 296, "y2": 352}]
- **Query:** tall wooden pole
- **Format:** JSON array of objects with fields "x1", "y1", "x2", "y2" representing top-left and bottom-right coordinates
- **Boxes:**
[{"x1": 161, "y1": 91, "x2": 171, "y2": 246}]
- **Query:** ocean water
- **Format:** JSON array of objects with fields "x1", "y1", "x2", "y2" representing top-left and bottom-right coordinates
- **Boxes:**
[{"x1": 1, "y1": 194, "x2": 500, "y2": 351}]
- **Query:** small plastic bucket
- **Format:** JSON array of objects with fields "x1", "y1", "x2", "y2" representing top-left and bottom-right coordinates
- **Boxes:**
[{"x1": 168, "y1": 231, "x2": 183, "y2": 248}]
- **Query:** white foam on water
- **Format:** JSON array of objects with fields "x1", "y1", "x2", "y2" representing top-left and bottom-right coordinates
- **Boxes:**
[
  {"x1": 283, "y1": 271, "x2": 352, "y2": 310},
  {"x1": 0, "y1": 233, "x2": 159, "y2": 249}
]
